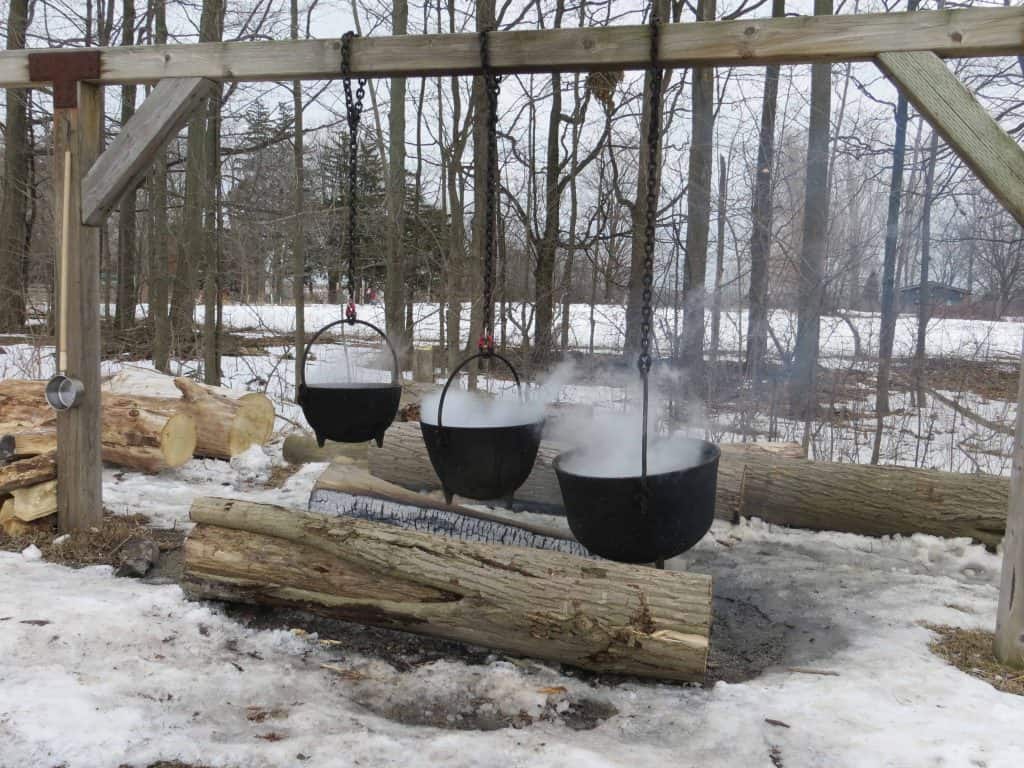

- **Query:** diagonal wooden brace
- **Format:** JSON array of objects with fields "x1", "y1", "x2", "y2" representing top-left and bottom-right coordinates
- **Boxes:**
[{"x1": 27, "y1": 51, "x2": 101, "y2": 108}]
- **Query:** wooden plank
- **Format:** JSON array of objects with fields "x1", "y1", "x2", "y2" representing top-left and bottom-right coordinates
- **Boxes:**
[
  {"x1": 54, "y1": 82, "x2": 104, "y2": 533},
  {"x1": 877, "y1": 50, "x2": 1024, "y2": 227},
  {"x1": 995, "y1": 336, "x2": 1024, "y2": 667},
  {"x1": 0, "y1": 8, "x2": 1022, "y2": 87},
  {"x1": 82, "y1": 77, "x2": 214, "y2": 226}
]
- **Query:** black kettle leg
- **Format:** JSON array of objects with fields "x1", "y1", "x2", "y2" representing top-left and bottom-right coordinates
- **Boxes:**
[
  {"x1": 314, "y1": 431, "x2": 326, "y2": 448},
  {"x1": 443, "y1": 487, "x2": 454, "y2": 505},
  {"x1": 503, "y1": 494, "x2": 515, "y2": 510},
  {"x1": 374, "y1": 433, "x2": 385, "y2": 448}
]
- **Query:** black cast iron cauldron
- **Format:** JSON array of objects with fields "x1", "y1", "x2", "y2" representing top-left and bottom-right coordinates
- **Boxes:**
[
  {"x1": 420, "y1": 352, "x2": 543, "y2": 505},
  {"x1": 553, "y1": 438, "x2": 720, "y2": 564},
  {"x1": 297, "y1": 318, "x2": 402, "y2": 447}
]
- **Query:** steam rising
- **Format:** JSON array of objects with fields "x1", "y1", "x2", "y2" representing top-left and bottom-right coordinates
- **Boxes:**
[
  {"x1": 420, "y1": 358, "x2": 711, "y2": 478},
  {"x1": 420, "y1": 388, "x2": 544, "y2": 428},
  {"x1": 420, "y1": 361, "x2": 578, "y2": 428},
  {"x1": 546, "y1": 365, "x2": 708, "y2": 478}
]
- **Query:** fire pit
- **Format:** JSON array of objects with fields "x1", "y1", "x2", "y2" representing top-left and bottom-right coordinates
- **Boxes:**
[
  {"x1": 297, "y1": 318, "x2": 402, "y2": 447},
  {"x1": 420, "y1": 352, "x2": 543, "y2": 504},
  {"x1": 554, "y1": 437, "x2": 720, "y2": 563}
]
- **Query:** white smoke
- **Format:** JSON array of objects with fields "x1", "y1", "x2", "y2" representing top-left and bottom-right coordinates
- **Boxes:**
[
  {"x1": 546, "y1": 364, "x2": 709, "y2": 478},
  {"x1": 420, "y1": 360, "x2": 579, "y2": 428}
]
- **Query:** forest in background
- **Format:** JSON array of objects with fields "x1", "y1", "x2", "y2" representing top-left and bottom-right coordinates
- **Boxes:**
[{"x1": 0, "y1": 0, "x2": 1023, "y2": 441}]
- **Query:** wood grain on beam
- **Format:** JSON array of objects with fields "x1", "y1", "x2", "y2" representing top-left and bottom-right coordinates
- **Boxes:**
[
  {"x1": 54, "y1": 82, "x2": 104, "y2": 532},
  {"x1": 877, "y1": 51, "x2": 1024, "y2": 227},
  {"x1": 1, "y1": 8, "x2": 1022, "y2": 87},
  {"x1": 82, "y1": 77, "x2": 214, "y2": 226}
]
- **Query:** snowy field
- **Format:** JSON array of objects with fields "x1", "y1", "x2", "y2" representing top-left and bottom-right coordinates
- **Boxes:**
[{"x1": 180, "y1": 302, "x2": 1024, "y2": 363}]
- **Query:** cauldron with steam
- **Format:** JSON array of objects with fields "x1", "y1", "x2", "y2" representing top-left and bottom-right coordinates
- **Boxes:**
[
  {"x1": 554, "y1": 437, "x2": 719, "y2": 564},
  {"x1": 420, "y1": 352, "x2": 543, "y2": 504}
]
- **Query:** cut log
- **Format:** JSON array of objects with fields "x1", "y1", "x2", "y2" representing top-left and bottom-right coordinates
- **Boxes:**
[
  {"x1": 737, "y1": 458, "x2": 1008, "y2": 548},
  {"x1": 0, "y1": 428, "x2": 57, "y2": 462},
  {"x1": 310, "y1": 461, "x2": 586, "y2": 555},
  {"x1": 0, "y1": 512, "x2": 55, "y2": 537},
  {"x1": 0, "y1": 379, "x2": 198, "y2": 472},
  {"x1": 9, "y1": 480, "x2": 57, "y2": 522},
  {"x1": 183, "y1": 497, "x2": 712, "y2": 682},
  {"x1": 0, "y1": 453, "x2": 57, "y2": 494},
  {"x1": 368, "y1": 421, "x2": 802, "y2": 518},
  {"x1": 0, "y1": 419, "x2": 193, "y2": 473},
  {"x1": 282, "y1": 433, "x2": 368, "y2": 467},
  {"x1": 171, "y1": 378, "x2": 274, "y2": 459},
  {"x1": 103, "y1": 369, "x2": 275, "y2": 459}
]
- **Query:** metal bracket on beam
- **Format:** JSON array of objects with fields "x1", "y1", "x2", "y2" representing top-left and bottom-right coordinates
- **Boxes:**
[{"x1": 27, "y1": 51, "x2": 101, "y2": 108}]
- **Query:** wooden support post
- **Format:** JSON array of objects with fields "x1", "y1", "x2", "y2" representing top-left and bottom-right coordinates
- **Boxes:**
[
  {"x1": 996, "y1": 336, "x2": 1024, "y2": 667},
  {"x1": 876, "y1": 51, "x2": 1024, "y2": 226},
  {"x1": 53, "y1": 81, "x2": 104, "y2": 532},
  {"x1": 82, "y1": 77, "x2": 215, "y2": 226}
]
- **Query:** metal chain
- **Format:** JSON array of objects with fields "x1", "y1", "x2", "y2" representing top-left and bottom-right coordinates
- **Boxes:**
[
  {"x1": 640, "y1": 7, "x2": 663, "y2": 501},
  {"x1": 341, "y1": 31, "x2": 366, "y2": 322},
  {"x1": 479, "y1": 28, "x2": 500, "y2": 354}
]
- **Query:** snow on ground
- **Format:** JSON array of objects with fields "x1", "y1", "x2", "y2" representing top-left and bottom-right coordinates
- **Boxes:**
[
  {"x1": 2, "y1": 510, "x2": 1023, "y2": 767},
  {"x1": 3, "y1": 307, "x2": 1024, "y2": 765}
]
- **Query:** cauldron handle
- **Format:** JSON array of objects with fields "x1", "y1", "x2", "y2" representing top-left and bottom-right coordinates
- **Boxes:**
[
  {"x1": 436, "y1": 351, "x2": 522, "y2": 432},
  {"x1": 297, "y1": 318, "x2": 401, "y2": 404}
]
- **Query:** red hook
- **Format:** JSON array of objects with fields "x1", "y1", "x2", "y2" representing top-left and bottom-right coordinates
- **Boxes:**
[
  {"x1": 345, "y1": 302, "x2": 357, "y2": 322},
  {"x1": 477, "y1": 334, "x2": 495, "y2": 355}
]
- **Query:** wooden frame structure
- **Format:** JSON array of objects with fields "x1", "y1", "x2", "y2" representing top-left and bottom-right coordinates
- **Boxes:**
[{"x1": 1, "y1": 5, "x2": 1023, "y2": 663}]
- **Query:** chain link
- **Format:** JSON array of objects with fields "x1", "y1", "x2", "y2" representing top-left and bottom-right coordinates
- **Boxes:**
[
  {"x1": 341, "y1": 31, "x2": 366, "y2": 321},
  {"x1": 639, "y1": 12, "x2": 661, "y2": 377},
  {"x1": 639, "y1": 6, "x2": 663, "y2": 501},
  {"x1": 479, "y1": 29, "x2": 501, "y2": 354}
]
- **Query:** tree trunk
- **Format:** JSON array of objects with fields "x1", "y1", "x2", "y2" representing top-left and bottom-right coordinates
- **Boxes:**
[
  {"x1": 913, "y1": 129, "x2": 939, "y2": 405},
  {"x1": 709, "y1": 153, "x2": 726, "y2": 375},
  {"x1": 624, "y1": 0, "x2": 669, "y2": 359},
  {"x1": 0, "y1": 0, "x2": 29, "y2": 331},
  {"x1": 681, "y1": 0, "x2": 717, "y2": 399},
  {"x1": 183, "y1": 497, "x2": 712, "y2": 682},
  {"x1": 115, "y1": 0, "x2": 138, "y2": 331},
  {"x1": 384, "y1": 0, "x2": 409, "y2": 368},
  {"x1": 876, "y1": 0, "x2": 919, "y2": 420},
  {"x1": 291, "y1": 0, "x2": 306, "y2": 391},
  {"x1": 789, "y1": 0, "x2": 833, "y2": 419},
  {"x1": 534, "y1": 1, "x2": 566, "y2": 363},
  {"x1": 745, "y1": 0, "x2": 784, "y2": 387}
]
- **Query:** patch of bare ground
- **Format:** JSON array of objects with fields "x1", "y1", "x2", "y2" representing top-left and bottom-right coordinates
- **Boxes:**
[
  {"x1": 0, "y1": 511, "x2": 183, "y2": 570},
  {"x1": 926, "y1": 624, "x2": 1024, "y2": 696},
  {"x1": 892, "y1": 357, "x2": 1020, "y2": 401}
]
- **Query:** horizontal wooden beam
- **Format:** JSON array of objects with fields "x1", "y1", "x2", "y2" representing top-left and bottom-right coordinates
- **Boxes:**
[
  {"x1": 82, "y1": 77, "x2": 214, "y2": 226},
  {"x1": 1, "y1": 8, "x2": 1022, "y2": 88},
  {"x1": 877, "y1": 51, "x2": 1024, "y2": 228}
]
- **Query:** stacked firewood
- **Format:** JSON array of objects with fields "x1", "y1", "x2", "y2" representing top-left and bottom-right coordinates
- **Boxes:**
[{"x1": 0, "y1": 370, "x2": 275, "y2": 535}]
